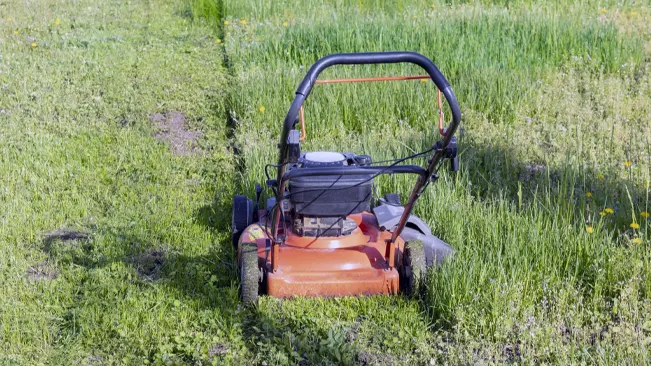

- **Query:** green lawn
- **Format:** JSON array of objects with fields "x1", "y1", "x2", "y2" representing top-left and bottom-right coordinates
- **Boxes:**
[
  {"x1": 0, "y1": 0, "x2": 240, "y2": 364},
  {"x1": 1, "y1": 0, "x2": 651, "y2": 364},
  {"x1": 223, "y1": 0, "x2": 651, "y2": 364}
]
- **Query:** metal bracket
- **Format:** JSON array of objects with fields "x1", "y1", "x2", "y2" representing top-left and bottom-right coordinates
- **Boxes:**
[{"x1": 434, "y1": 135, "x2": 458, "y2": 172}]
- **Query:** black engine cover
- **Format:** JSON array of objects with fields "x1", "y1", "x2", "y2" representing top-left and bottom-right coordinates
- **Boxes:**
[{"x1": 288, "y1": 152, "x2": 373, "y2": 216}]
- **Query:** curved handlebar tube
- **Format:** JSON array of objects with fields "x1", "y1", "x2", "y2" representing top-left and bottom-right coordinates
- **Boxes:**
[
  {"x1": 281, "y1": 165, "x2": 429, "y2": 182},
  {"x1": 272, "y1": 52, "x2": 462, "y2": 244}
]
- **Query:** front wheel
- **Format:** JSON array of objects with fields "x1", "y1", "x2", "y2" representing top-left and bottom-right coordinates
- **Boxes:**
[{"x1": 239, "y1": 243, "x2": 261, "y2": 306}]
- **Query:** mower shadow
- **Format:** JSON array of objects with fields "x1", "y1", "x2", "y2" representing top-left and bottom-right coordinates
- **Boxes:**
[
  {"x1": 457, "y1": 139, "x2": 649, "y2": 232},
  {"x1": 42, "y1": 224, "x2": 239, "y2": 308}
]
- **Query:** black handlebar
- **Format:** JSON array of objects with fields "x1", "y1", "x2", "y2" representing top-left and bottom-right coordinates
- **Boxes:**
[
  {"x1": 278, "y1": 52, "x2": 461, "y2": 168},
  {"x1": 295, "y1": 52, "x2": 451, "y2": 98},
  {"x1": 281, "y1": 165, "x2": 428, "y2": 182},
  {"x1": 272, "y1": 52, "x2": 462, "y2": 244}
]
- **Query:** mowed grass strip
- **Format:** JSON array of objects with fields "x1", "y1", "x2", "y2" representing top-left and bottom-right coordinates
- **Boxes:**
[
  {"x1": 221, "y1": 0, "x2": 651, "y2": 364},
  {"x1": 0, "y1": 0, "x2": 245, "y2": 364}
]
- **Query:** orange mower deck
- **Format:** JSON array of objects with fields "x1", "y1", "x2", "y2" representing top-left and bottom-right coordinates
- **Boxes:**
[{"x1": 240, "y1": 213, "x2": 404, "y2": 298}]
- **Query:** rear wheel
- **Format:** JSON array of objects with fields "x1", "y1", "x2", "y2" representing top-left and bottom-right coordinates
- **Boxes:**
[
  {"x1": 400, "y1": 240, "x2": 426, "y2": 297},
  {"x1": 232, "y1": 195, "x2": 254, "y2": 251},
  {"x1": 239, "y1": 242, "x2": 260, "y2": 306}
]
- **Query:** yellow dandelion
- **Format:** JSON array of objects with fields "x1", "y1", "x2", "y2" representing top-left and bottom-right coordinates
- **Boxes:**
[
  {"x1": 7, "y1": 17, "x2": 12, "y2": 22},
  {"x1": 216, "y1": 38, "x2": 222, "y2": 44},
  {"x1": 224, "y1": 20, "x2": 229, "y2": 25},
  {"x1": 631, "y1": 11, "x2": 638, "y2": 16},
  {"x1": 240, "y1": 19, "x2": 247, "y2": 25},
  {"x1": 586, "y1": 192, "x2": 593, "y2": 198},
  {"x1": 431, "y1": 4, "x2": 436, "y2": 9},
  {"x1": 631, "y1": 238, "x2": 642, "y2": 245},
  {"x1": 586, "y1": 225, "x2": 594, "y2": 233},
  {"x1": 412, "y1": 15, "x2": 417, "y2": 19},
  {"x1": 605, "y1": 208, "x2": 614, "y2": 214},
  {"x1": 282, "y1": 21, "x2": 289, "y2": 27},
  {"x1": 600, "y1": 8, "x2": 606, "y2": 13},
  {"x1": 54, "y1": 18, "x2": 60, "y2": 25},
  {"x1": 641, "y1": 211, "x2": 650, "y2": 218},
  {"x1": 599, "y1": 211, "x2": 606, "y2": 217},
  {"x1": 420, "y1": 79, "x2": 428, "y2": 83},
  {"x1": 258, "y1": 106, "x2": 265, "y2": 113},
  {"x1": 630, "y1": 222, "x2": 640, "y2": 230},
  {"x1": 31, "y1": 42, "x2": 37, "y2": 47},
  {"x1": 624, "y1": 161, "x2": 632, "y2": 168},
  {"x1": 598, "y1": 174, "x2": 604, "y2": 180},
  {"x1": 13, "y1": 30, "x2": 18, "y2": 35}
]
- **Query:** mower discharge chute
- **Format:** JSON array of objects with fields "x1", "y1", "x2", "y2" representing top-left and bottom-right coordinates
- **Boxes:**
[{"x1": 232, "y1": 52, "x2": 462, "y2": 305}]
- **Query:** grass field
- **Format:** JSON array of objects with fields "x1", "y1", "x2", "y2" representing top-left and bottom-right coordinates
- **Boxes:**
[
  {"x1": 1, "y1": 0, "x2": 650, "y2": 364},
  {"x1": 0, "y1": 0, "x2": 240, "y2": 364}
]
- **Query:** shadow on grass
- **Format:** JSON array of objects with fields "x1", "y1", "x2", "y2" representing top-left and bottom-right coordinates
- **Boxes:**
[
  {"x1": 38, "y1": 214, "x2": 243, "y2": 362},
  {"x1": 38, "y1": 134, "x2": 648, "y2": 363},
  {"x1": 460, "y1": 139, "x2": 649, "y2": 227},
  {"x1": 416, "y1": 137, "x2": 650, "y2": 343},
  {"x1": 43, "y1": 227, "x2": 237, "y2": 305}
]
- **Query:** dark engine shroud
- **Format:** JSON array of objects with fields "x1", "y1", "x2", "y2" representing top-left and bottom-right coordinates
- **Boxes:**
[{"x1": 288, "y1": 152, "x2": 373, "y2": 217}]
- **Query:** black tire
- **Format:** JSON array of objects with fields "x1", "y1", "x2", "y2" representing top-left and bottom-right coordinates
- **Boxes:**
[
  {"x1": 400, "y1": 240, "x2": 426, "y2": 297},
  {"x1": 232, "y1": 195, "x2": 254, "y2": 251},
  {"x1": 239, "y1": 242, "x2": 260, "y2": 306}
]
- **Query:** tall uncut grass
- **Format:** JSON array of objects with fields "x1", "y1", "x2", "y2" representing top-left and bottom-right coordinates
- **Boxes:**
[{"x1": 220, "y1": 0, "x2": 651, "y2": 363}]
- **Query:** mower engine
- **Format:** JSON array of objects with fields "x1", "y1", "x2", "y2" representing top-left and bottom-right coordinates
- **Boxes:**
[
  {"x1": 287, "y1": 151, "x2": 373, "y2": 237},
  {"x1": 232, "y1": 51, "x2": 462, "y2": 304}
]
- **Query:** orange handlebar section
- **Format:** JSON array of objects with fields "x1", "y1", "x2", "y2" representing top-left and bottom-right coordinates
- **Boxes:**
[
  {"x1": 315, "y1": 75, "x2": 431, "y2": 83},
  {"x1": 297, "y1": 75, "x2": 447, "y2": 142},
  {"x1": 437, "y1": 88, "x2": 445, "y2": 136},
  {"x1": 299, "y1": 105, "x2": 306, "y2": 142}
]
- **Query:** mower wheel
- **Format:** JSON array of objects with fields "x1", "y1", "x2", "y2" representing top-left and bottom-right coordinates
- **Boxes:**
[
  {"x1": 401, "y1": 240, "x2": 426, "y2": 297},
  {"x1": 239, "y1": 242, "x2": 260, "y2": 306},
  {"x1": 232, "y1": 195, "x2": 254, "y2": 251}
]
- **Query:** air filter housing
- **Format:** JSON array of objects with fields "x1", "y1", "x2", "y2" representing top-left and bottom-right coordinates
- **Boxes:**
[{"x1": 288, "y1": 152, "x2": 373, "y2": 216}]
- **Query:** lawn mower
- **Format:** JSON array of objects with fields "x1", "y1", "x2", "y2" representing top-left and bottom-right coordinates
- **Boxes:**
[{"x1": 232, "y1": 52, "x2": 461, "y2": 305}]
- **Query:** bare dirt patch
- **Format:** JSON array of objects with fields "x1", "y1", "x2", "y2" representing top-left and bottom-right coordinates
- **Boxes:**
[
  {"x1": 43, "y1": 228, "x2": 90, "y2": 242},
  {"x1": 346, "y1": 317, "x2": 363, "y2": 342},
  {"x1": 42, "y1": 228, "x2": 91, "y2": 253},
  {"x1": 357, "y1": 351, "x2": 396, "y2": 365},
  {"x1": 519, "y1": 163, "x2": 546, "y2": 182},
  {"x1": 502, "y1": 342, "x2": 522, "y2": 363},
  {"x1": 208, "y1": 343, "x2": 229, "y2": 358},
  {"x1": 77, "y1": 354, "x2": 103, "y2": 366},
  {"x1": 131, "y1": 249, "x2": 166, "y2": 281},
  {"x1": 150, "y1": 111, "x2": 202, "y2": 155},
  {"x1": 26, "y1": 260, "x2": 58, "y2": 281}
]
